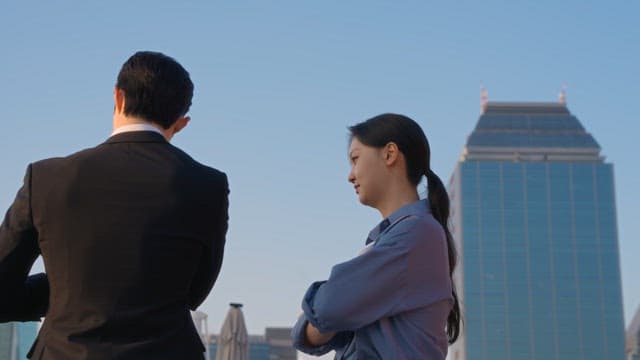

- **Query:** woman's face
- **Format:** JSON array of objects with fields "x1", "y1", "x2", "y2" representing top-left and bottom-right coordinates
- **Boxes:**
[{"x1": 348, "y1": 137, "x2": 388, "y2": 207}]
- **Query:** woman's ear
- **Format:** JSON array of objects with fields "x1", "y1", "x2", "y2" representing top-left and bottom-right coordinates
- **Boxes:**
[{"x1": 384, "y1": 142, "x2": 399, "y2": 165}]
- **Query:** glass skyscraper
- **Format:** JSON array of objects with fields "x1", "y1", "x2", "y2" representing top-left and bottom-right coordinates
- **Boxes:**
[{"x1": 448, "y1": 101, "x2": 625, "y2": 359}]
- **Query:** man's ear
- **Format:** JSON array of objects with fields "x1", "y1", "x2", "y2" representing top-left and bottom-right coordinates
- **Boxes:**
[
  {"x1": 384, "y1": 142, "x2": 399, "y2": 165},
  {"x1": 114, "y1": 87, "x2": 126, "y2": 113},
  {"x1": 171, "y1": 116, "x2": 190, "y2": 135}
]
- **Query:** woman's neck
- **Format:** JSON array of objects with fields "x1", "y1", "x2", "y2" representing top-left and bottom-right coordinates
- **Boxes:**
[{"x1": 376, "y1": 187, "x2": 419, "y2": 219}]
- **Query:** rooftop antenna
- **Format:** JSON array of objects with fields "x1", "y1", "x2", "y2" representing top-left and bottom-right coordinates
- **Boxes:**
[
  {"x1": 480, "y1": 83, "x2": 489, "y2": 114},
  {"x1": 559, "y1": 84, "x2": 567, "y2": 105}
]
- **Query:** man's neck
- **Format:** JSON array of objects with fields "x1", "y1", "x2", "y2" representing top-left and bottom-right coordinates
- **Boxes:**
[{"x1": 112, "y1": 115, "x2": 169, "y2": 140}]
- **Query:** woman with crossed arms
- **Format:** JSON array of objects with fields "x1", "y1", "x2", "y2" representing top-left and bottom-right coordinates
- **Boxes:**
[{"x1": 292, "y1": 113, "x2": 461, "y2": 359}]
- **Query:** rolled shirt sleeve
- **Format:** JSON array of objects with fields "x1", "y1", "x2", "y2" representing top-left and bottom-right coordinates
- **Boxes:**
[
  {"x1": 291, "y1": 313, "x2": 353, "y2": 356},
  {"x1": 301, "y1": 228, "x2": 412, "y2": 333}
]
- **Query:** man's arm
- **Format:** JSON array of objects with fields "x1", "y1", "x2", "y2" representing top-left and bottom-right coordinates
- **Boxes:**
[
  {"x1": 0, "y1": 164, "x2": 49, "y2": 322},
  {"x1": 188, "y1": 173, "x2": 229, "y2": 310}
]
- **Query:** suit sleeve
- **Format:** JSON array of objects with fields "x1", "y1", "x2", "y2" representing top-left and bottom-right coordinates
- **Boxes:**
[
  {"x1": 188, "y1": 173, "x2": 229, "y2": 310},
  {"x1": 0, "y1": 164, "x2": 49, "y2": 322}
]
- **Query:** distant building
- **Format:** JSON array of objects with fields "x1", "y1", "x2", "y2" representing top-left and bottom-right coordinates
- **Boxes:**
[
  {"x1": 448, "y1": 97, "x2": 625, "y2": 359},
  {"x1": 264, "y1": 327, "x2": 297, "y2": 360},
  {"x1": 627, "y1": 306, "x2": 640, "y2": 359},
  {"x1": 247, "y1": 335, "x2": 269, "y2": 359},
  {"x1": 207, "y1": 327, "x2": 296, "y2": 360},
  {"x1": 0, "y1": 322, "x2": 39, "y2": 360}
]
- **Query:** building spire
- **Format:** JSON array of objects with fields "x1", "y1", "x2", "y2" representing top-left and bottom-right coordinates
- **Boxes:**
[
  {"x1": 480, "y1": 83, "x2": 489, "y2": 114},
  {"x1": 559, "y1": 84, "x2": 567, "y2": 105}
]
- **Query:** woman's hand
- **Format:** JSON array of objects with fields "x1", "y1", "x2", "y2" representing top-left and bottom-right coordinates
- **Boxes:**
[{"x1": 304, "y1": 321, "x2": 336, "y2": 346}]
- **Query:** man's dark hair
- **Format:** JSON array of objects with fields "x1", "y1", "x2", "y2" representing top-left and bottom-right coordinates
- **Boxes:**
[{"x1": 116, "y1": 51, "x2": 194, "y2": 129}]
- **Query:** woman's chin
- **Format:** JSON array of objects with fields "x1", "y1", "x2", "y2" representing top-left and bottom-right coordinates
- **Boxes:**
[{"x1": 357, "y1": 194, "x2": 372, "y2": 207}]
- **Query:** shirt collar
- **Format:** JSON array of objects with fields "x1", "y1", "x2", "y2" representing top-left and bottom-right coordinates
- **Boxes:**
[
  {"x1": 111, "y1": 123, "x2": 165, "y2": 137},
  {"x1": 365, "y1": 199, "x2": 431, "y2": 245}
]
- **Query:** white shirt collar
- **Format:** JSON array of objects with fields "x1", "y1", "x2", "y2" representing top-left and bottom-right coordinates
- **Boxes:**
[{"x1": 111, "y1": 123, "x2": 165, "y2": 137}]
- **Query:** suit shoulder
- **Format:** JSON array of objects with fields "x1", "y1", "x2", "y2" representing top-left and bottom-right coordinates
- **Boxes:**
[
  {"x1": 198, "y1": 165, "x2": 228, "y2": 191},
  {"x1": 169, "y1": 144, "x2": 227, "y2": 182},
  {"x1": 30, "y1": 145, "x2": 100, "y2": 171},
  {"x1": 200, "y1": 164, "x2": 227, "y2": 183}
]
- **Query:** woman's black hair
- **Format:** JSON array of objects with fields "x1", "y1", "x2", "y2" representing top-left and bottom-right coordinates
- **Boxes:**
[{"x1": 348, "y1": 113, "x2": 461, "y2": 344}]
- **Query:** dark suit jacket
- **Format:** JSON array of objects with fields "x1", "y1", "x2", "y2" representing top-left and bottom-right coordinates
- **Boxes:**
[{"x1": 0, "y1": 131, "x2": 228, "y2": 359}]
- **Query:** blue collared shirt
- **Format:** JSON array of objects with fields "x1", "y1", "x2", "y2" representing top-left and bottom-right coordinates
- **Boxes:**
[{"x1": 292, "y1": 199, "x2": 453, "y2": 359}]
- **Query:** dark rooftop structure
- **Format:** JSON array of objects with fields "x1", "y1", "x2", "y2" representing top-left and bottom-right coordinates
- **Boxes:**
[{"x1": 462, "y1": 100, "x2": 603, "y2": 162}]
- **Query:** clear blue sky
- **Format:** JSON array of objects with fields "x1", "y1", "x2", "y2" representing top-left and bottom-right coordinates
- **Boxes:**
[{"x1": 1, "y1": 1, "x2": 638, "y2": 335}]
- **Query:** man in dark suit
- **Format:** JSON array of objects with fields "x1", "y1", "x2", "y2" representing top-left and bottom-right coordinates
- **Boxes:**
[{"x1": 0, "y1": 51, "x2": 229, "y2": 359}]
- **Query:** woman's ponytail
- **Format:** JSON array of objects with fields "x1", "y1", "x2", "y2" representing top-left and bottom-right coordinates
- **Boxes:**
[{"x1": 426, "y1": 169, "x2": 461, "y2": 344}]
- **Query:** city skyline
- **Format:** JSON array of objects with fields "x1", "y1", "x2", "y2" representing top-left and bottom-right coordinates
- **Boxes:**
[
  {"x1": 193, "y1": 305, "x2": 297, "y2": 360},
  {"x1": 1, "y1": 2, "x2": 638, "y2": 336}
]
